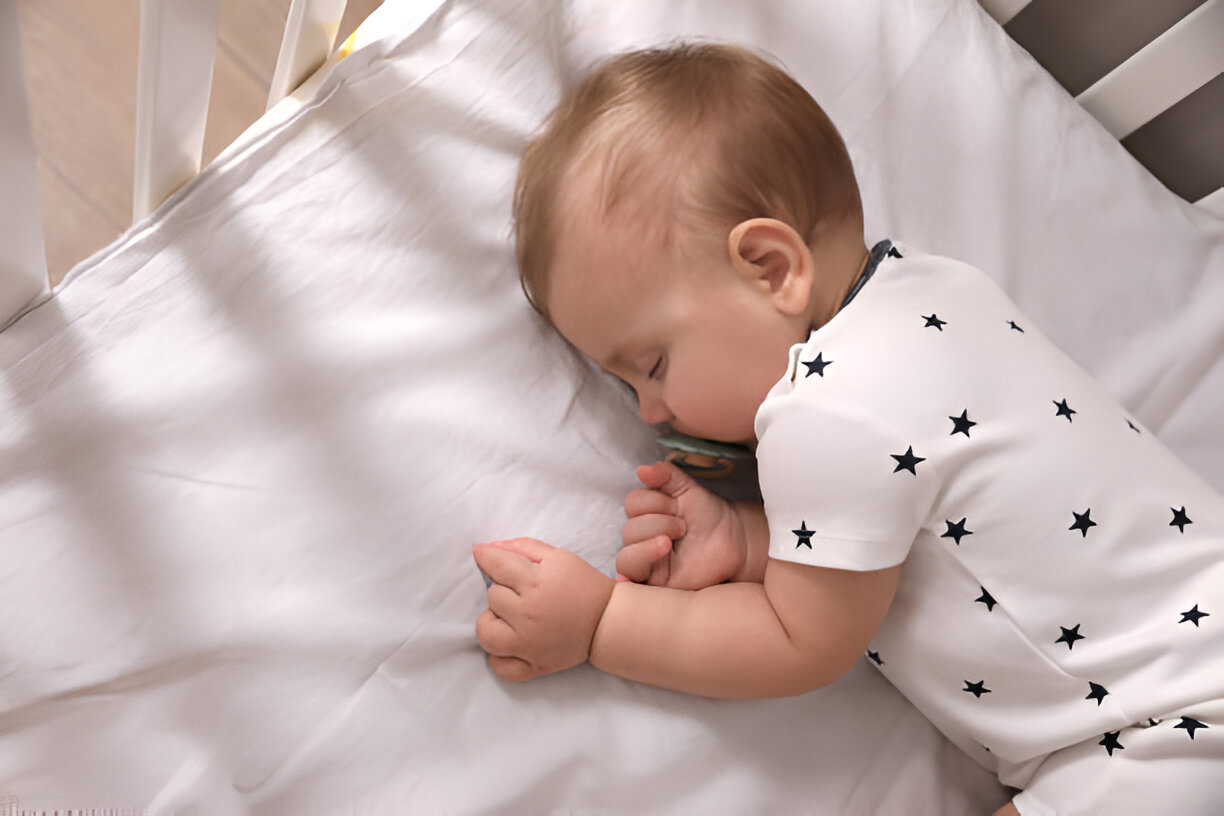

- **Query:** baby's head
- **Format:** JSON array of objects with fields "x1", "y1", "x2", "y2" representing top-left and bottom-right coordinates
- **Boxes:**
[
  {"x1": 514, "y1": 42, "x2": 865, "y2": 442},
  {"x1": 515, "y1": 42, "x2": 862, "y2": 316}
]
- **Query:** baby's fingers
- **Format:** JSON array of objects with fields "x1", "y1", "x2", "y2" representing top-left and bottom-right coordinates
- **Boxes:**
[
  {"x1": 473, "y1": 542, "x2": 536, "y2": 591},
  {"x1": 485, "y1": 583, "x2": 522, "y2": 624},
  {"x1": 487, "y1": 654, "x2": 535, "y2": 682},
  {"x1": 616, "y1": 535, "x2": 672, "y2": 584},
  {"x1": 477, "y1": 607, "x2": 542, "y2": 684},
  {"x1": 475, "y1": 607, "x2": 519, "y2": 656},
  {"x1": 624, "y1": 486, "x2": 679, "y2": 519},
  {"x1": 636, "y1": 461, "x2": 697, "y2": 498},
  {"x1": 622, "y1": 513, "x2": 686, "y2": 547}
]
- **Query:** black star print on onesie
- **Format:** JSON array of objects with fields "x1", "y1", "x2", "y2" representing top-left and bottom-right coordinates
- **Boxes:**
[
  {"x1": 1053, "y1": 398, "x2": 1076, "y2": 421},
  {"x1": 948, "y1": 410, "x2": 976, "y2": 437},
  {"x1": 963, "y1": 680, "x2": 991, "y2": 698},
  {"x1": 891, "y1": 447, "x2": 925, "y2": 475},
  {"x1": 923, "y1": 313, "x2": 947, "y2": 331},
  {"x1": 1174, "y1": 717, "x2": 1209, "y2": 739},
  {"x1": 1099, "y1": 731, "x2": 1124, "y2": 756},
  {"x1": 975, "y1": 587, "x2": 997, "y2": 611},
  {"x1": 1069, "y1": 509, "x2": 1097, "y2": 537},
  {"x1": 1056, "y1": 624, "x2": 1085, "y2": 650},
  {"x1": 1179, "y1": 605, "x2": 1209, "y2": 626},
  {"x1": 801, "y1": 353, "x2": 832, "y2": 378},
  {"x1": 1170, "y1": 506, "x2": 1193, "y2": 533},
  {"x1": 792, "y1": 522, "x2": 815, "y2": 549},
  {"x1": 941, "y1": 518, "x2": 973, "y2": 545},
  {"x1": 1085, "y1": 682, "x2": 1109, "y2": 705}
]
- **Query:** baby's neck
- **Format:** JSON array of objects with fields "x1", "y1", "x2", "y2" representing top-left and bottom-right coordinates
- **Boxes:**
[{"x1": 807, "y1": 227, "x2": 870, "y2": 329}]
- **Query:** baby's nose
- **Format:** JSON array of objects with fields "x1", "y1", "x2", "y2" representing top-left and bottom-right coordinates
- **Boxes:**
[{"x1": 637, "y1": 395, "x2": 672, "y2": 425}]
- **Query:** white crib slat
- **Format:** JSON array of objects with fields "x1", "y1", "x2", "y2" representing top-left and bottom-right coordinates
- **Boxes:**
[
  {"x1": 0, "y1": 0, "x2": 50, "y2": 326},
  {"x1": 267, "y1": 0, "x2": 349, "y2": 111},
  {"x1": 1076, "y1": 0, "x2": 1224, "y2": 139},
  {"x1": 132, "y1": 0, "x2": 222, "y2": 221}
]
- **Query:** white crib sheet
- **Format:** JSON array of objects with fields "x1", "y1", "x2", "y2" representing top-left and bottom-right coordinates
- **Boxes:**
[{"x1": 2, "y1": 0, "x2": 1221, "y2": 812}]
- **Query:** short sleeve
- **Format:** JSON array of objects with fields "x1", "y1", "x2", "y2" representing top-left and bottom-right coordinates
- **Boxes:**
[{"x1": 756, "y1": 396, "x2": 941, "y2": 571}]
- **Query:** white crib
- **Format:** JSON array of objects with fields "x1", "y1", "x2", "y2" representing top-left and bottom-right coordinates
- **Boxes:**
[{"x1": 1, "y1": 1, "x2": 1221, "y2": 812}]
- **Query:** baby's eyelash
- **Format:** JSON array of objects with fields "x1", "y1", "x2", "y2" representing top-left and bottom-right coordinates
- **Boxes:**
[{"x1": 649, "y1": 357, "x2": 663, "y2": 379}]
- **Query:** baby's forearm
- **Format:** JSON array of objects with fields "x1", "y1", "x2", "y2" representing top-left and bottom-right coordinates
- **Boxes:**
[
  {"x1": 730, "y1": 501, "x2": 770, "y2": 583},
  {"x1": 588, "y1": 579, "x2": 840, "y2": 700}
]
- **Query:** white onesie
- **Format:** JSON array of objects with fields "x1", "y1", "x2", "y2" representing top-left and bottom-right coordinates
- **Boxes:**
[{"x1": 754, "y1": 242, "x2": 1224, "y2": 812}]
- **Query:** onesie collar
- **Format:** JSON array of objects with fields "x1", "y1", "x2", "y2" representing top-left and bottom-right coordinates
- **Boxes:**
[
  {"x1": 781, "y1": 238, "x2": 896, "y2": 386},
  {"x1": 839, "y1": 238, "x2": 894, "y2": 311}
]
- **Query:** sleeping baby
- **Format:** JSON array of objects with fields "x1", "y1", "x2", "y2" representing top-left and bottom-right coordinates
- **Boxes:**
[{"x1": 473, "y1": 42, "x2": 1224, "y2": 814}]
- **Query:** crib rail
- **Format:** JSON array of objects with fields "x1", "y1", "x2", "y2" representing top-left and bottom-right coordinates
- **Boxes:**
[
  {"x1": 268, "y1": 0, "x2": 351, "y2": 112},
  {"x1": 0, "y1": 0, "x2": 49, "y2": 326},
  {"x1": 981, "y1": 0, "x2": 1224, "y2": 217},
  {"x1": 135, "y1": 0, "x2": 351, "y2": 221},
  {"x1": 1075, "y1": 0, "x2": 1223, "y2": 140},
  {"x1": 132, "y1": 0, "x2": 222, "y2": 223},
  {"x1": 0, "y1": 0, "x2": 351, "y2": 328}
]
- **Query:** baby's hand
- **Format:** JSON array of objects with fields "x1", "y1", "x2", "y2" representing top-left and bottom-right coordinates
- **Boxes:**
[
  {"x1": 473, "y1": 538, "x2": 614, "y2": 682},
  {"x1": 619, "y1": 462, "x2": 748, "y2": 590}
]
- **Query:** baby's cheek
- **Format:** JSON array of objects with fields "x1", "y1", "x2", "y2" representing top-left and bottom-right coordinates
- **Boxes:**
[{"x1": 679, "y1": 390, "x2": 755, "y2": 442}]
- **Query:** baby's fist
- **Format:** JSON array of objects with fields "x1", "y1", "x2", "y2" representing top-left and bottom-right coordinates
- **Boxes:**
[{"x1": 474, "y1": 538, "x2": 614, "y2": 680}]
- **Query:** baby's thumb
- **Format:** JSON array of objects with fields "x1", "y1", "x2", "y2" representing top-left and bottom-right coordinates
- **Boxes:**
[{"x1": 636, "y1": 461, "x2": 696, "y2": 498}]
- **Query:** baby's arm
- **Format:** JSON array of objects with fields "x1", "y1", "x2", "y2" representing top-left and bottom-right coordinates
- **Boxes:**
[
  {"x1": 474, "y1": 537, "x2": 899, "y2": 698},
  {"x1": 591, "y1": 557, "x2": 900, "y2": 699}
]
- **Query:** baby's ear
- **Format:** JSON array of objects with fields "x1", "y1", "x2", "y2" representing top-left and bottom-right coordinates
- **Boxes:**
[{"x1": 727, "y1": 218, "x2": 812, "y2": 316}]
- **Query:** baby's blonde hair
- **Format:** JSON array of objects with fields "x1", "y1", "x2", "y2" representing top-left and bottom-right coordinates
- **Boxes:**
[{"x1": 513, "y1": 42, "x2": 862, "y2": 317}]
